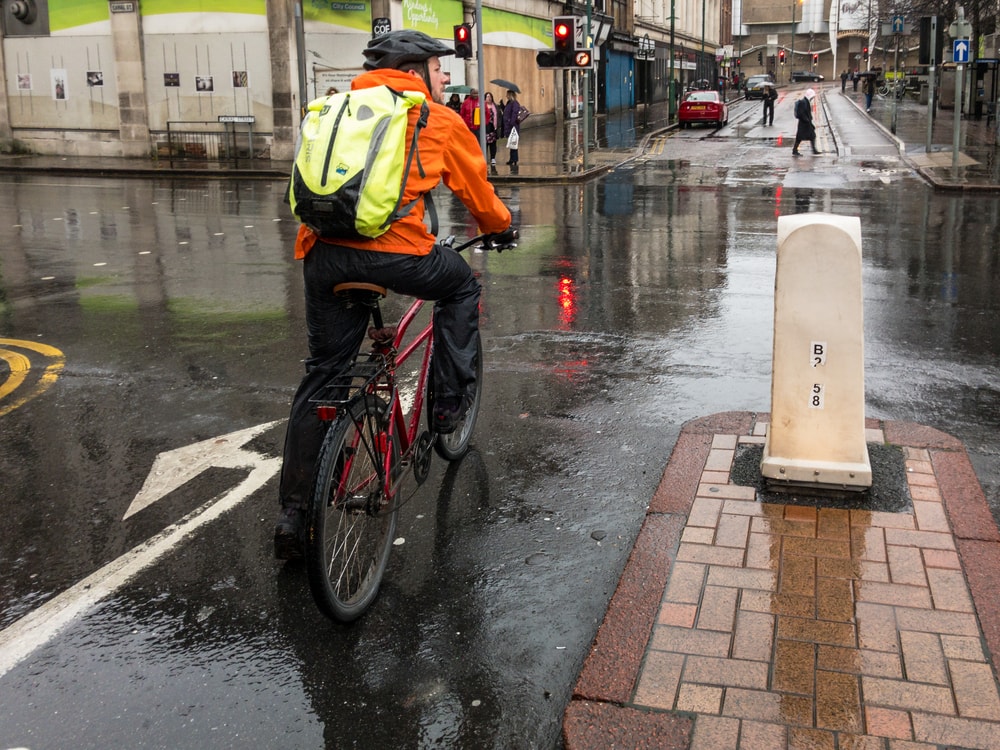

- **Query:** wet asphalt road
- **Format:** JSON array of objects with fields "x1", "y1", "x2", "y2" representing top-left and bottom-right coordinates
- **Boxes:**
[{"x1": 1, "y1": 103, "x2": 999, "y2": 748}]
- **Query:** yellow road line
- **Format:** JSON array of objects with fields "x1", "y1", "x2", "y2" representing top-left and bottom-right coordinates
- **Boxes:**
[
  {"x1": 0, "y1": 339, "x2": 65, "y2": 417},
  {"x1": 0, "y1": 350, "x2": 30, "y2": 401}
]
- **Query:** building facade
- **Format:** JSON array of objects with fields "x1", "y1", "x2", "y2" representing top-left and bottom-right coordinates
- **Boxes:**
[{"x1": 0, "y1": 0, "x2": 729, "y2": 159}]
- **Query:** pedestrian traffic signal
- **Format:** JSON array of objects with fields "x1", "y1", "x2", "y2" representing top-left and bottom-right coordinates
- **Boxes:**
[
  {"x1": 453, "y1": 23, "x2": 472, "y2": 59},
  {"x1": 863, "y1": 46, "x2": 869, "y2": 61},
  {"x1": 553, "y1": 16, "x2": 576, "y2": 55},
  {"x1": 779, "y1": 49, "x2": 786, "y2": 64}
]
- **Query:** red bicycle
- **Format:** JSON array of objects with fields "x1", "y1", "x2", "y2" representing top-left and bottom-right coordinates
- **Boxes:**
[{"x1": 304, "y1": 232, "x2": 517, "y2": 622}]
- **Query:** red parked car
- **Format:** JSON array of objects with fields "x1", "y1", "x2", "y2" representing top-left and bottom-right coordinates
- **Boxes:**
[{"x1": 678, "y1": 90, "x2": 729, "y2": 129}]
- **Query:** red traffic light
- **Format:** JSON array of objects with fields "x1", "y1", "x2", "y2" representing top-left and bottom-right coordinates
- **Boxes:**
[
  {"x1": 453, "y1": 23, "x2": 472, "y2": 59},
  {"x1": 779, "y1": 49, "x2": 786, "y2": 64},
  {"x1": 553, "y1": 16, "x2": 575, "y2": 53}
]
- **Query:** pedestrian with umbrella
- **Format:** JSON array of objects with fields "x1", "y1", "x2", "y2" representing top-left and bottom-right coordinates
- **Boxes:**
[{"x1": 498, "y1": 85, "x2": 525, "y2": 171}]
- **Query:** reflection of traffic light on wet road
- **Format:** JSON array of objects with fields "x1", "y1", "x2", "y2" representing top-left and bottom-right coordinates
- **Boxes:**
[{"x1": 557, "y1": 276, "x2": 577, "y2": 328}]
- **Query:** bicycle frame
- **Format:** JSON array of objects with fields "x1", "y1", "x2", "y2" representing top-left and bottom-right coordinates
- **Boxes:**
[
  {"x1": 317, "y1": 294, "x2": 434, "y2": 507},
  {"x1": 313, "y1": 232, "x2": 509, "y2": 508},
  {"x1": 381, "y1": 296, "x2": 434, "y2": 497}
]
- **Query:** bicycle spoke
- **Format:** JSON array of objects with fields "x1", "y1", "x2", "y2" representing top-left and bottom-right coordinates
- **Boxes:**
[{"x1": 306, "y1": 395, "x2": 399, "y2": 622}]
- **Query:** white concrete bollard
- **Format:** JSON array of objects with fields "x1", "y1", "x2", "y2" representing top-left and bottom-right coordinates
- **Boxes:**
[{"x1": 761, "y1": 213, "x2": 872, "y2": 491}]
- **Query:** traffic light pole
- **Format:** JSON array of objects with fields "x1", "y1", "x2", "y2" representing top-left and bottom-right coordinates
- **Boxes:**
[
  {"x1": 668, "y1": 0, "x2": 676, "y2": 122},
  {"x1": 584, "y1": 2, "x2": 592, "y2": 170},
  {"x1": 890, "y1": 32, "x2": 900, "y2": 134},
  {"x1": 475, "y1": 1, "x2": 487, "y2": 158}
]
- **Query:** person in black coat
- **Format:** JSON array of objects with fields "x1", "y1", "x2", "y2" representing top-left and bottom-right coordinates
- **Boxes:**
[
  {"x1": 762, "y1": 85, "x2": 777, "y2": 126},
  {"x1": 791, "y1": 88, "x2": 820, "y2": 156}
]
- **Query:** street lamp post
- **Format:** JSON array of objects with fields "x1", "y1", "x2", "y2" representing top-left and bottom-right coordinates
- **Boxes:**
[
  {"x1": 790, "y1": 0, "x2": 795, "y2": 83},
  {"x1": 669, "y1": 0, "x2": 676, "y2": 120},
  {"x1": 701, "y1": 0, "x2": 707, "y2": 82}
]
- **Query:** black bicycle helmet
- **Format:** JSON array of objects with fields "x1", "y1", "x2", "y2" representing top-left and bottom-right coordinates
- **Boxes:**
[{"x1": 363, "y1": 30, "x2": 456, "y2": 70}]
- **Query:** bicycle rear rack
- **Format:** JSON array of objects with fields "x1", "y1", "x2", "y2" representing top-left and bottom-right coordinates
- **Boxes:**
[{"x1": 310, "y1": 353, "x2": 392, "y2": 421}]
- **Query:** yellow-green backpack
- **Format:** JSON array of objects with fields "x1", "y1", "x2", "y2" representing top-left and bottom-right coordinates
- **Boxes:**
[{"x1": 288, "y1": 86, "x2": 430, "y2": 239}]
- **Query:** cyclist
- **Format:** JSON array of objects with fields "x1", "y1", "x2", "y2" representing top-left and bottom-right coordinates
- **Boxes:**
[{"x1": 275, "y1": 30, "x2": 515, "y2": 560}]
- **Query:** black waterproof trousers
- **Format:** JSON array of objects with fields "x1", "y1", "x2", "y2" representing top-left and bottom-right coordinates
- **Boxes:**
[{"x1": 278, "y1": 239, "x2": 481, "y2": 510}]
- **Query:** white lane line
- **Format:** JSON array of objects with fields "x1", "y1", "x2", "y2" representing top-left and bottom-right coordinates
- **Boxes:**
[{"x1": 0, "y1": 456, "x2": 281, "y2": 679}]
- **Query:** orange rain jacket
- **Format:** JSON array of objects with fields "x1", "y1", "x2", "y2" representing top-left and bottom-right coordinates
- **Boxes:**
[{"x1": 294, "y1": 68, "x2": 512, "y2": 260}]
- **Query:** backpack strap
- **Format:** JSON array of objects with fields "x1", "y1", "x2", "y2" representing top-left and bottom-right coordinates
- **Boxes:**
[{"x1": 385, "y1": 98, "x2": 437, "y2": 237}]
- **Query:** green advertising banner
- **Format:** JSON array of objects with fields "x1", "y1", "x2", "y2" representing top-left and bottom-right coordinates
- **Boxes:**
[
  {"x1": 401, "y1": 0, "x2": 462, "y2": 38},
  {"x1": 482, "y1": 6, "x2": 551, "y2": 46},
  {"x1": 303, "y1": 0, "x2": 371, "y2": 31},
  {"x1": 140, "y1": 0, "x2": 265, "y2": 17},
  {"x1": 49, "y1": 0, "x2": 108, "y2": 31}
]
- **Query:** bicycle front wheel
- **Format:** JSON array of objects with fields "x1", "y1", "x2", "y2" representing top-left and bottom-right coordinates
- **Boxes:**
[
  {"x1": 306, "y1": 395, "x2": 398, "y2": 622},
  {"x1": 432, "y1": 332, "x2": 483, "y2": 461}
]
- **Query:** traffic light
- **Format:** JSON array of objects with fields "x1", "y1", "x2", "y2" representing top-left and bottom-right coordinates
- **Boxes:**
[
  {"x1": 812, "y1": 53, "x2": 819, "y2": 65},
  {"x1": 537, "y1": 46, "x2": 593, "y2": 70},
  {"x1": 553, "y1": 16, "x2": 576, "y2": 56},
  {"x1": 538, "y1": 16, "x2": 584, "y2": 68},
  {"x1": 453, "y1": 23, "x2": 472, "y2": 59},
  {"x1": 863, "y1": 46, "x2": 869, "y2": 61},
  {"x1": 736, "y1": 58, "x2": 741, "y2": 67},
  {"x1": 779, "y1": 49, "x2": 786, "y2": 65},
  {"x1": 757, "y1": 51, "x2": 763, "y2": 65}
]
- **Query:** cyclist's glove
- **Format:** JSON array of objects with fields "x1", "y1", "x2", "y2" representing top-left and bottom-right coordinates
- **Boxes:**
[{"x1": 484, "y1": 227, "x2": 518, "y2": 252}]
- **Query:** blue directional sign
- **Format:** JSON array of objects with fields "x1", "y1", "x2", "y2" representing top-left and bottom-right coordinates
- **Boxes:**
[
  {"x1": 953, "y1": 39, "x2": 970, "y2": 63},
  {"x1": 892, "y1": 15, "x2": 905, "y2": 33}
]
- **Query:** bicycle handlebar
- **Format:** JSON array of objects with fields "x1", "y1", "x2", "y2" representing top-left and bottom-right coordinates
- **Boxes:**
[{"x1": 442, "y1": 228, "x2": 519, "y2": 254}]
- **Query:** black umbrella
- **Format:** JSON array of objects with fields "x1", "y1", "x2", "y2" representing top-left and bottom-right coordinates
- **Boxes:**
[{"x1": 490, "y1": 78, "x2": 520, "y2": 94}]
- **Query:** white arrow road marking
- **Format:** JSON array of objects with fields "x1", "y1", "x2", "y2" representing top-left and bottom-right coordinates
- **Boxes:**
[
  {"x1": 0, "y1": 421, "x2": 283, "y2": 679},
  {"x1": 124, "y1": 420, "x2": 283, "y2": 519}
]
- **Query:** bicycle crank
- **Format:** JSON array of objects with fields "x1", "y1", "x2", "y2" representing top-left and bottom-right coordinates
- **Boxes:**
[{"x1": 413, "y1": 431, "x2": 434, "y2": 484}]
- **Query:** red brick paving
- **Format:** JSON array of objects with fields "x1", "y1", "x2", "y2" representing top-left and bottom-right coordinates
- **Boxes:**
[{"x1": 564, "y1": 414, "x2": 1000, "y2": 750}]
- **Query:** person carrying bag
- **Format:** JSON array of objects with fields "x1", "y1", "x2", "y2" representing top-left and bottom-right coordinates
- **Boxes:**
[{"x1": 501, "y1": 90, "x2": 522, "y2": 168}]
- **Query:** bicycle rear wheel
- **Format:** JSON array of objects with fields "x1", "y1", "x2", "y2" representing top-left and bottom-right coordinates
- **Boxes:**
[
  {"x1": 306, "y1": 395, "x2": 398, "y2": 622},
  {"x1": 432, "y1": 332, "x2": 483, "y2": 461}
]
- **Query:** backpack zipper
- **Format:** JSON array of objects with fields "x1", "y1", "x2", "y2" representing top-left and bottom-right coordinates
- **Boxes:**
[{"x1": 321, "y1": 96, "x2": 350, "y2": 186}]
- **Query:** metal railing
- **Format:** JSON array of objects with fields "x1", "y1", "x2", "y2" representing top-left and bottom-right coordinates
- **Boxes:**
[{"x1": 158, "y1": 120, "x2": 258, "y2": 166}]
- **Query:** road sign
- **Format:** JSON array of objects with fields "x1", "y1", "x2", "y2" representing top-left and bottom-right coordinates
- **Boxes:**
[
  {"x1": 953, "y1": 39, "x2": 970, "y2": 63},
  {"x1": 892, "y1": 16, "x2": 905, "y2": 33}
]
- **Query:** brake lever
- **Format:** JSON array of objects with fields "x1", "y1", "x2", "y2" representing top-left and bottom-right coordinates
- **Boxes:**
[{"x1": 487, "y1": 228, "x2": 519, "y2": 253}]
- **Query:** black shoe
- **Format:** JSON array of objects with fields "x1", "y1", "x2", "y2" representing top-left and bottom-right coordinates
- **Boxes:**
[
  {"x1": 274, "y1": 506, "x2": 305, "y2": 561},
  {"x1": 812, "y1": 150, "x2": 822, "y2": 155},
  {"x1": 432, "y1": 396, "x2": 466, "y2": 434},
  {"x1": 791, "y1": 151, "x2": 801, "y2": 157}
]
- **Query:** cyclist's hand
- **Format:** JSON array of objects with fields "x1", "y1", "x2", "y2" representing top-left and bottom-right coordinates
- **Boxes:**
[{"x1": 484, "y1": 227, "x2": 518, "y2": 252}]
